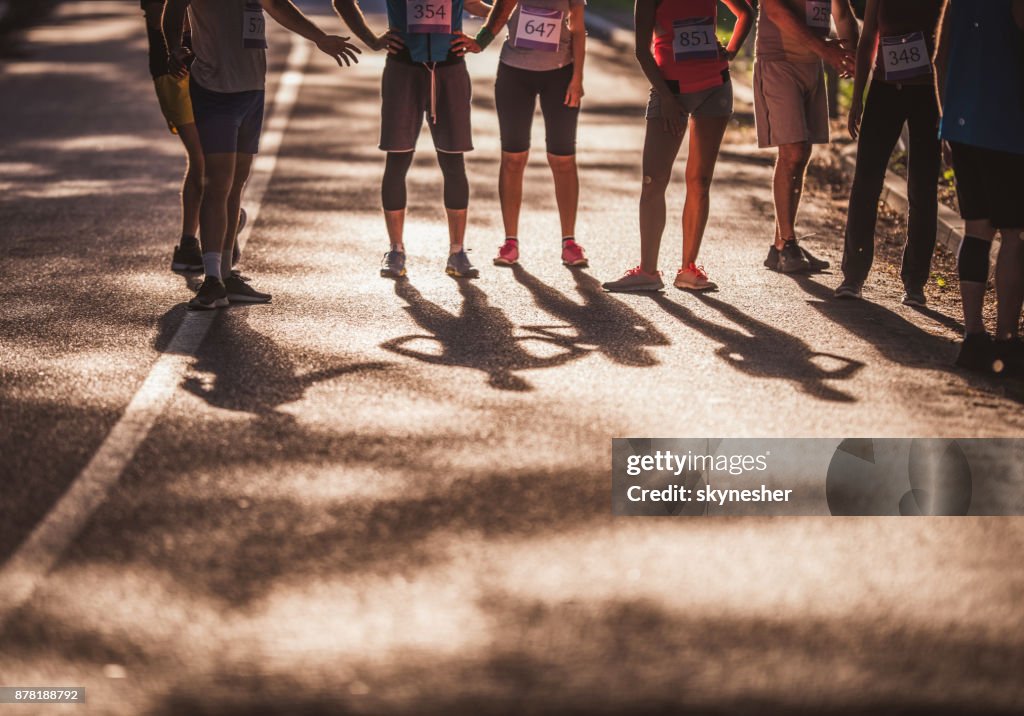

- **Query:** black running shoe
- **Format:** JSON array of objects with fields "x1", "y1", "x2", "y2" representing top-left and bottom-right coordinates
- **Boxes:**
[
  {"x1": 223, "y1": 272, "x2": 271, "y2": 303},
  {"x1": 955, "y1": 332, "x2": 996, "y2": 373},
  {"x1": 993, "y1": 338, "x2": 1023, "y2": 377},
  {"x1": 171, "y1": 236, "x2": 202, "y2": 272},
  {"x1": 800, "y1": 246, "x2": 831, "y2": 272},
  {"x1": 834, "y1": 280, "x2": 863, "y2": 300},
  {"x1": 188, "y1": 276, "x2": 228, "y2": 310},
  {"x1": 765, "y1": 240, "x2": 810, "y2": 273}
]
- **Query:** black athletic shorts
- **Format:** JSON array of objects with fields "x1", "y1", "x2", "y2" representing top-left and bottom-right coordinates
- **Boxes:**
[
  {"x1": 950, "y1": 141, "x2": 1024, "y2": 229},
  {"x1": 494, "y1": 61, "x2": 579, "y2": 156}
]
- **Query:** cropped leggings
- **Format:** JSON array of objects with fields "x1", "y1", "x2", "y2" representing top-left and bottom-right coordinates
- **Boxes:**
[{"x1": 495, "y1": 61, "x2": 579, "y2": 156}]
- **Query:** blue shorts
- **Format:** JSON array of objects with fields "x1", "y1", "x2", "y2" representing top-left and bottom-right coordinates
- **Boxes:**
[{"x1": 189, "y1": 79, "x2": 265, "y2": 155}]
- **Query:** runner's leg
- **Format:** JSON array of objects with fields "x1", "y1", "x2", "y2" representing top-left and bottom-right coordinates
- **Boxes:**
[
  {"x1": 995, "y1": 228, "x2": 1024, "y2": 341},
  {"x1": 222, "y1": 152, "x2": 254, "y2": 277},
  {"x1": 495, "y1": 63, "x2": 535, "y2": 240},
  {"x1": 773, "y1": 141, "x2": 812, "y2": 246},
  {"x1": 538, "y1": 65, "x2": 580, "y2": 239},
  {"x1": 437, "y1": 151, "x2": 469, "y2": 253},
  {"x1": 199, "y1": 153, "x2": 237, "y2": 274},
  {"x1": 682, "y1": 114, "x2": 728, "y2": 266},
  {"x1": 383, "y1": 151, "x2": 415, "y2": 251},
  {"x1": 176, "y1": 123, "x2": 205, "y2": 241},
  {"x1": 640, "y1": 119, "x2": 685, "y2": 274}
]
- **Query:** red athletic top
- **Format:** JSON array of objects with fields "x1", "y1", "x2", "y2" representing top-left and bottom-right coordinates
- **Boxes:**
[
  {"x1": 873, "y1": 0, "x2": 943, "y2": 83},
  {"x1": 651, "y1": 0, "x2": 729, "y2": 93}
]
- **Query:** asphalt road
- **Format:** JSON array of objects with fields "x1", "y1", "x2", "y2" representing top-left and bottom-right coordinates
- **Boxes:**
[{"x1": 1, "y1": 2, "x2": 1023, "y2": 714}]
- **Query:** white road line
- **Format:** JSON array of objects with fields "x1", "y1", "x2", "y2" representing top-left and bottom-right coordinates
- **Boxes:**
[{"x1": 0, "y1": 34, "x2": 310, "y2": 626}]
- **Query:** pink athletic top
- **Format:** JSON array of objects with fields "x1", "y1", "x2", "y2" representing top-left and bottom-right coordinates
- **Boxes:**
[{"x1": 651, "y1": 0, "x2": 729, "y2": 92}]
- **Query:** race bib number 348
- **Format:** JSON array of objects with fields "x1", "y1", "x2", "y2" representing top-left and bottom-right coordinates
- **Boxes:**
[
  {"x1": 407, "y1": 0, "x2": 452, "y2": 34},
  {"x1": 881, "y1": 32, "x2": 931, "y2": 80},
  {"x1": 672, "y1": 17, "x2": 717, "y2": 61},
  {"x1": 513, "y1": 6, "x2": 563, "y2": 51},
  {"x1": 243, "y1": 0, "x2": 267, "y2": 49},
  {"x1": 806, "y1": 0, "x2": 830, "y2": 35}
]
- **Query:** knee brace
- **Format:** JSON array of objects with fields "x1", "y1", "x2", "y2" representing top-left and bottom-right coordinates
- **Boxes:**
[
  {"x1": 957, "y1": 235, "x2": 992, "y2": 283},
  {"x1": 382, "y1": 151, "x2": 414, "y2": 212},
  {"x1": 437, "y1": 151, "x2": 469, "y2": 210}
]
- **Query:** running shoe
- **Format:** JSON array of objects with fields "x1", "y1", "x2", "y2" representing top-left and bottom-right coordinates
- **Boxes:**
[
  {"x1": 993, "y1": 338, "x2": 1023, "y2": 377},
  {"x1": 800, "y1": 245, "x2": 831, "y2": 272},
  {"x1": 674, "y1": 262, "x2": 717, "y2": 291},
  {"x1": 834, "y1": 280, "x2": 863, "y2": 300},
  {"x1": 380, "y1": 250, "x2": 407, "y2": 278},
  {"x1": 188, "y1": 276, "x2": 228, "y2": 310},
  {"x1": 902, "y1": 287, "x2": 927, "y2": 307},
  {"x1": 446, "y1": 250, "x2": 480, "y2": 278},
  {"x1": 955, "y1": 332, "x2": 996, "y2": 373},
  {"x1": 494, "y1": 239, "x2": 519, "y2": 266},
  {"x1": 224, "y1": 272, "x2": 271, "y2": 303},
  {"x1": 764, "y1": 240, "x2": 810, "y2": 273},
  {"x1": 602, "y1": 266, "x2": 664, "y2": 292},
  {"x1": 561, "y1": 239, "x2": 589, "y2": 267},
  {"x1": 171, "y1": 236, "x2": 202, "y2": 272}
]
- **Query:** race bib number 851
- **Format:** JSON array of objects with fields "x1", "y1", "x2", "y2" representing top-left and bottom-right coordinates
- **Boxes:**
[
  {"x1": 513, "y1": 7, "x2": 563, "y2": 52},
  {"x1": 407, "y1": 0, "x2": 452, "y2": 34},
  {"x1": 243, "y1": 0, "x2": 267, "y2": 49},
  {"x1": 806, "y1": 0, "x2": 830, "y2": 36},
  {"x1": 881, "y1": 32, "x2": 931, "y2": 80},
  {"x1": 672, "y1": 17, "x2": 718, "y2": 61}
]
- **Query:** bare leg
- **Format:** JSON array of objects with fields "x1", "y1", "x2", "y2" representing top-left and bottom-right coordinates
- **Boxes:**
[
  {"x1": 499, "y1": 150, "x2": 529, "y2": 238},
  {"x1": 198, "y1": 153, "x2": 236, "y2": 258},
  {"x1": 962, "y1": 219, "x2": 996, "y2": 336},
  {"x1": 547, "y1": 153, "x2": 579, "y2": 238},
  {"x1": 222, "y1": 153, "x2": 253, "y2": 273},
  {"x1": 681, "y1": 115, "x2": 729, "y2": 266},
  {"x1": 639, "y1": 118, "x2": 685, "y2": 274},
  {"x1": 773, "y1": 141, "x2": 813, "y2": 247},
  {"x1": 176, "y1": 122, "x2": 204, "y2": 239},
  {"x1": 446, "y1": 209, "x2": 467, "y2": 254},
  {"x1": 995, "y1": 227, "x2": 1024, "y2": 340},
  {"x1": 384, "y1": 210, "x2": 405, "y2": 251}
]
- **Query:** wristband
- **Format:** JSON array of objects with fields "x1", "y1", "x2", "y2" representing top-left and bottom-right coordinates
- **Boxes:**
[{"x1": 475, "y1": 27, "x2": 494, "y2": 49}]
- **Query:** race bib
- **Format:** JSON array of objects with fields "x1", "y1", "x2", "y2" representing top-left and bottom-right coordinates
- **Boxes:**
[
  {"x1": 672, "y1": 17, "x2": 718, "y2": 61},
  {"x1": 406, "y1": 0, "x2": 452, "y2": 34},
  {"x1": 513, "y1": 6, "x2": 563, "y2": 52},
  {"x1": 881, "y1": 32, "x2": 931, "y2": 80},
  {"x1": 242, "y1": 0, "x2": 267, "y2": 49},
  {"x1": 805, "y1": 0, "x2": 830, "y2": 36}
]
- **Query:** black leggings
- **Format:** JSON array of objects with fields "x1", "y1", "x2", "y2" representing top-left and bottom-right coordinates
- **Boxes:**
[
  {"x1": 381, "y1": 150, "x2": 469, "y2": 211},
  {"x1": 842, "y1": 80, "x2": 940, "y2": 289},
  {"x1": 494, "y1": 62, "x2": 579, "y2": 156}
]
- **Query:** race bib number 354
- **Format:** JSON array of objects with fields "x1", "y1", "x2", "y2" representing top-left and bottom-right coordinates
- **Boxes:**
[
  {"x1": 881, "y1": 32, "x2": 931, "y2": 80},
  {"x1": 243, "y1": 0, "x2": 267, "y2": 49},
  {"x1": 806, "y1": 0, "x2": 830, "y2": 36},
  {"x1": 672, "y1": 17, "x2": 717, "y2": 61},
  {"x1": 407, "y1": 0, "x2": 452, "y2": 34},
  {"x1": 513, "y1": 7, "x2": 563, "y2": 52}
]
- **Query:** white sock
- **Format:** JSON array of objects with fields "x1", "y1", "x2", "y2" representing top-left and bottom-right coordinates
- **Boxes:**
[{"x1": 202, "y1": 252, "x2": 222, "y2": 279}]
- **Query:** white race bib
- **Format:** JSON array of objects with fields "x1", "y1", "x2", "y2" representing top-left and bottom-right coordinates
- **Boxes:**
[
  {"x1": 513, "y1": 6, "x2": 563, "y2": 52},
  {"x1": 672, "y1": 17, "x2": 718, "y2": 61},
  {"x1": 881, "y1": 32, "x2": 931, "y2": 80},
  {"x1": 242, "y1": 1, "x2": 267, "y2": 49},
  {"x1": 806, "y1": 0, "x2": 830, "y2": 35},
  {"x1": 406, "y1": 0, "x2": 452, "y2": 34}
]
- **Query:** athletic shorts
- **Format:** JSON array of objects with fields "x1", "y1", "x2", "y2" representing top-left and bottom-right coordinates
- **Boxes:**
[
  {"x1": 950, "y1": 142, "x2": 1024, "y2": 229},
  {"x1": 153, "y1": 74, "x2": 194, "y2": 133},
  {"x1": 380, "y1": 57, "x2": 473, "y2": 153},
  {"x1": 645, "y1": 80, "x2": 734, "y2": 121},
  {"x1": 753, "y1": 59, "x2": 829, "y2": 148},
  {"x1": 189, "y1": 79, "x2": 265, "y2": 155},
  {"x1": 495, "y1": 62, "x2": 579, "y2": 156}
]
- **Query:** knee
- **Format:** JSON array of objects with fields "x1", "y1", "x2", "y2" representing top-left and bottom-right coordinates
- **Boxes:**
[
  {"x1": 777, "y1": 144, "x2": 812, "y2": 172},
  {"x1": 640, "y1": 172, "x2": 671, "y2": 200},
  {"x1": 201, "y1": 173, "x2": 232, "y2": 198},
  {"x1": 685, "y1": 172, "x2": 714, "y2": 197},
  {"x1": 546, "y1": 153, "x2": 576, "y2": 173},
  {"x1": 958, "y1": 235, "x2": 992, "y2": 283},
  {"x1": 501, "y1": 151, "x2": 530, "y2": 173}
]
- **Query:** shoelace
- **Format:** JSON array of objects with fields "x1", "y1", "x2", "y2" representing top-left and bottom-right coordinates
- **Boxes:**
[{"x1": 680, "y1": 263, "x2": 708, "y2": 279}]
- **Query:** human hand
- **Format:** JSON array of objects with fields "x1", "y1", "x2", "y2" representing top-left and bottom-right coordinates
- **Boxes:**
[
  {"x1": 316, "y1": 34, "x2": 362, "y2": 66},
  {"x1": 564, "y1": 78, "x2": 584, "y2": 107},
  {"x1": 450, "y1": 31, "x2": 482, "y2": 55}
]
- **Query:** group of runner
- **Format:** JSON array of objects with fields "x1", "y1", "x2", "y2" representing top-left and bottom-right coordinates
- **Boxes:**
[{"x1": 142, "y1": 0, "x2": 1024, "y2": 375}]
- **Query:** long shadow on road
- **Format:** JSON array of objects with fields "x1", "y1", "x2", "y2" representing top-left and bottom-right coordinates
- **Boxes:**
[
  {"x1": 382, "y1": 278, "x2": 588, "y2": 391},
  {"x1": 512, "y1": 264, "x2": 670, "y2": 367},
  {"x1": 648, "y1": 292, "x2": 864, "y2": 403}
]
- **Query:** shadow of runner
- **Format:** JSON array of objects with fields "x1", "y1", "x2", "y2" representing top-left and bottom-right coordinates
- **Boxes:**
[
  {"x1": 649, "y1": 293, "x2": 864, "y2": 403},
  {"x1": 382, "y1": 278, "x2": 587, "y2": 392},
  {"x1": 511, "y1": 264, "x2": 670, "y2": 367},
  {"x1": 176, "y1": 308, "x2": 389, "y2": 416}
]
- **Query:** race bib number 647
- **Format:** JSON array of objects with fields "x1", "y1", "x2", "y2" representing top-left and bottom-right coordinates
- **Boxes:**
[{"x1": 513, "y1": 7, "x2": 563, "y2": 52}]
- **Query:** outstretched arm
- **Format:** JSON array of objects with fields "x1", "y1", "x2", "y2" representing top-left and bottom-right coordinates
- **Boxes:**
[{"x1": 262, "y1": 0, "x2": 362, "y2": 65}]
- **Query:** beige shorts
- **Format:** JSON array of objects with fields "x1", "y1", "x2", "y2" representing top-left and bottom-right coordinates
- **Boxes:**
[
  {"x1": 153, "y1": 74, "x2": 194, "y2": 134},
  {"x1": 753, "y1": 59, "x2": 829, "y2": 148}
]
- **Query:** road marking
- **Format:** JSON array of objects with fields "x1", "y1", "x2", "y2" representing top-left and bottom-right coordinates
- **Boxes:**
[{"x1": 0, "y1": 35, "x2": 311, "y2": 626}]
